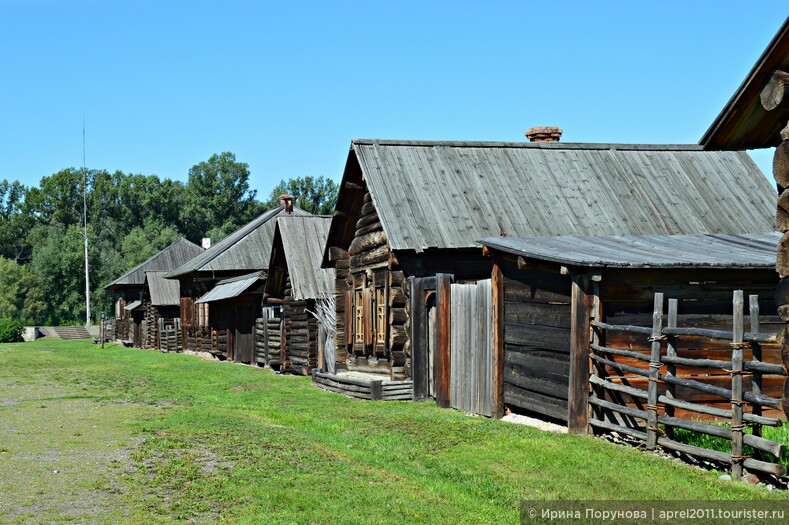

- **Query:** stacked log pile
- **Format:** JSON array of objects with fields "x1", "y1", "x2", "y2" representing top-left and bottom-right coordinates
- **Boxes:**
[{"x1": 284, "y1": 274, "x2": 318, "y2": 375}]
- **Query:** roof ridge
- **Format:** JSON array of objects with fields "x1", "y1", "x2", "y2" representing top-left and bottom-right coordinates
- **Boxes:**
[{"x1": 352, "y1": 138, "x2": 711, "y2": 151}]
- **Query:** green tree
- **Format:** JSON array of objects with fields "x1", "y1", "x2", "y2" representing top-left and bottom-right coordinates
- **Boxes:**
[
  {"x1": 267, "y1": 176, "x2": 338, "y2": 215},
  {"x1": 24, "y1": 168, "x2": 86, "y2": 228},
  {"x1": 179, "y1": 152, "x2": 262, "y2": 241},
  {"x1": 0, "y1": 256, "x2": 46, "y2": 324},
  {"x1": 27, "y1": 224, "x2": 104, "y2": 324},
  {"x1": 0, "y1": 179, "x2": 35, "y2": 262},
  {"x1": 121, "y1": 222, "x2": 182, "y2": 268}
]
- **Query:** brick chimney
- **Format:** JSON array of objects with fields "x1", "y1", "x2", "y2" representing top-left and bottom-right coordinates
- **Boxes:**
[
  {"x1": 525, "y1": 126, "x2": 563, "y2": 142},
  {"x1": 279, "y1": 194, "x2": 294, "y2": 214}
]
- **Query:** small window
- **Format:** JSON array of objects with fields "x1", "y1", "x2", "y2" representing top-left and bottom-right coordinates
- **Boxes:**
[
  {"x1": 354, "y1": 290, "x2": 364, "y2": 344},
  {"x1": 375, "y1": 288, "x2": 386, "y2": 345}
]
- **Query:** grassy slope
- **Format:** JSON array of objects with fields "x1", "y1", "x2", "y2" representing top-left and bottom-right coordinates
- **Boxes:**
[{"x1": 1, "y1": 339, "x2": 787, "y2": 524}]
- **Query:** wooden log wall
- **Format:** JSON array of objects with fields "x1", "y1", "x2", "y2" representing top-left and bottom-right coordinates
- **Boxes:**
[
  {"x1": 501, "y1": 264, "x2": 573, "y2": 421},
  {"x1": 283, "y1": 275, "x2": 318, "y2": 375},
  {"x1": 213, "y1": 327, "x2": 227, "y2": 359},
  {"x1": 143, "y1": 299, "x2": 159, "y2": 349},
  {"x1": 772, "y1": 122, "x2": 789, "y2": 420},
  {"x1": 254, "y1": 315, "x2": 282, "y2": 368},
  {"x1": 344, "y1": 191, "x2": 410, "y2": 380},
  {"x1": 334, "y1": 254, "x2": 350, "y2": 367}
]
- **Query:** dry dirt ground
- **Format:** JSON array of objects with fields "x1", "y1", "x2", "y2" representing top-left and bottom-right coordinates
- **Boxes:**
[{"x1": 0, "y1": 378, "x2": 153, "y2": 524}]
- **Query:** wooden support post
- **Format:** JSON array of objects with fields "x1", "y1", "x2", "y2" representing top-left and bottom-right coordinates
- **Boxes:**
[
  {"x1": 589, "y1": 283, "x2": 603, "y2": 427},
  {"x1": 491, "y1": 263, "x2": 505, "y2": 419},
  {"x1": 645, "y1": 293, "x2": 664, "y2": 450},
  {"x1": 749, "y1": 295, "x2": 763, "y2": 454},
  {"x1": 410, "y1": 278, "x2": 429, "y2": 401},
  {"x1": 568, "y1": 275, "x2": 592, "y2": 434},
  {"x1": 665, "y1": 299, "x2": 678, "y2": 439},
  {"x1": 435, "y1": 273, "x2": 452, "y2": 409},
  {"x1": 731, "y1": 290, "x2": 745, "y2": 479},
  {"x1": 370, "y1": 380, "x2": 383, "y2": 401}
]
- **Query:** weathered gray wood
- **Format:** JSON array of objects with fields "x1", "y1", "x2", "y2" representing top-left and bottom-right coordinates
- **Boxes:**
[
  {"x1": 760, "y1": 69, "x2": 789, "y2": 111},
  {"x1": 349, "y1": 230, "x2": 388, "y2": 256},
  {"x1": 646, "y1": 293, "x2": 663, "y2": 450},
  {"x1": 590, "y1": 343, "x2": 650, "y2": 362},
  {"x1": 749, "y1": 294, "x2": 764, "y2": 448},
  {"x1": 656, "y1": 414, "x2": 784, "y2": 457},
  {"x1": 591, "y1": 320, "x2": 653, "y2": 336},
  {"x1": 370, "y1": 380, "x2": 383, "y2": 401},
  {"x1": 731, "y1": 290, "x2": 745, "y2": 479},
  {"x1": 590, "y1": 353, "x2": 649, "y2": 377},
  {"x1": 567, "y1": 276, "x2": 592, "y2": 434},
  {"x1": 665, "y1": 299, "x2": 678, "y2": 439},
  {"x1": 661, "y1": 326, "x2": 779, "y2": 344},
  {"x1": 589, "y1": 418, "x2": 648, "y2": 441}
]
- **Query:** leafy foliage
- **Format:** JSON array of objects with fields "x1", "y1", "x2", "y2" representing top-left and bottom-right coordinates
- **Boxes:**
[
  {"x1": 0, "y1": 317, "x2": 24, "y2": 343},
  {"x1": 0, "y1": 152, "x2": 326, "y2": 325},
  {"x1": 267, "y1": 175, "x2": 338, "y2": 215},
  {"x1": 179, "y1": 152, "x2": 265, "y2": 241}
]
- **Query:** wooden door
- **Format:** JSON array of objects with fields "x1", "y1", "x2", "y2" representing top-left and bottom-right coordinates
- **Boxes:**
[
  {"x1": 234, "y1": 303, "x2": 255, "y2": 363},
  {"x1": 449, "y1": 280, "x2": 493, "y2": 416}
]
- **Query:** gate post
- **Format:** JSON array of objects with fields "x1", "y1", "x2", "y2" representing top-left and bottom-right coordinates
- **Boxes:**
[{"x1": 436, "y1": 273, "x2": 452, "y2": 409}]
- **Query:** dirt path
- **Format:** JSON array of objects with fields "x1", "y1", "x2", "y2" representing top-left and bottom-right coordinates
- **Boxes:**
[{"x1": 0, "y1": 379, "x2": 152, "y2": 524}]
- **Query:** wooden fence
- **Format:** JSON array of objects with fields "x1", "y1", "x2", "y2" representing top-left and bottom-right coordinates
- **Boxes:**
[
  {"x1": 449, "y1": 280, "x2": 494, "y2": 416},
  {"x1": 589, "y1": 291, "x2": 787, "y2": 478}
]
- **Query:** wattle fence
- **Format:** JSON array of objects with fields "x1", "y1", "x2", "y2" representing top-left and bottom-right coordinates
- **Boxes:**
[{"x1": 589, "y1": 291, "x2": 787, "y2": 478}]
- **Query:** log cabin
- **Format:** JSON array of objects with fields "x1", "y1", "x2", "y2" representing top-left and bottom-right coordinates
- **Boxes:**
[
  {"x1": 479, "y1": 232, "x2": 783, "y2": 431},
  {"x1": 264, "y1": 215, "x2": 334, "y2": 375},
  {"x1": 165, "y1": 200, "x2": 309, "y2": 360},
  {"x1": 104, "y1": 237, "x2": 203, "y2": 348},
  {"x1": 321, "y1": 135, "x2": 777, "y2": 399},
  {"x1": 700, "y1": 16, "x2": 789, "y2": 418}
]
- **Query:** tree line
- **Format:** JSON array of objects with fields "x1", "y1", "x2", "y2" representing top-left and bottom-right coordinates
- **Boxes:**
[{"x1": 0, "y1": 152, "x2": 338, "y2": 326}]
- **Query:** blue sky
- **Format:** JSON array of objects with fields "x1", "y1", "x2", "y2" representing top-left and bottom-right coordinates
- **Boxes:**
[{"x1": 0, "y1": 1, "x2": 785, "y2": 196}]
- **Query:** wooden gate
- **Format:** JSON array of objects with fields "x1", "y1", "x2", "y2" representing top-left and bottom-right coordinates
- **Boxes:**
[{"x1": 449, "y1": 279, "x2": 494, "y2": 416}]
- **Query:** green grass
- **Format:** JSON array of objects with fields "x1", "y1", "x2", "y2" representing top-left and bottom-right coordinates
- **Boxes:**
[
  {"x1": 670, "y1": 423, "x2": 789, "y2": 469},
  {"x1": 1, "y1": 339, "x2": 788, "y2": 524}
]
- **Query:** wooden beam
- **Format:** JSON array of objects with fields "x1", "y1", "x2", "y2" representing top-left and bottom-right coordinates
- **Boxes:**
[
  {"x1": 327, "y1": 246, "x2": 349, "y2": 262},
  {"x1": 568, "y1": 275, "x2": 591, "y2": 434},
  {"x1": 760, "y1": 70, "x2": 789, "y2": 111},
  {"x1": 492, "y1": 262, "x2": 505, "y2": 418},
  {"x1": 344, "y1": 181, "x2": 364, "y2": 190},
  {"x1": 410, "y1": 278, "x2": 429, "y2": 401},
  {"x1": 435, "y1": 273, "x2": 452, "y2": 409}
]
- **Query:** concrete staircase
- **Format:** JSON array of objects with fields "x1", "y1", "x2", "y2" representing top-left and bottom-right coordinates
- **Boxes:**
[{"x1": 53, "y1": 326, "x2": 91, "y2": 340}]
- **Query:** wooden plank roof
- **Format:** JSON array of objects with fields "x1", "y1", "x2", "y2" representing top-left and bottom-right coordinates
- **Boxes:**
[
  {"x1": 701, "y1": 16, "x2": 789, "y2": 150},
  {"x1": 328, "y1": 139, "x2": 775, "y2": 257},
  {"x1": 195, "y1": 272, "x2": 263, "y2": 304},
  {"x1": 104, "y1": 237, "x2": 203, "y2": 289},
  {"x1": 274, "y1": 215, "x2": 334, "y2": 301},
  {"x1": 480, "y1": 232, "x2": 780, "y2": 269},
  {"x1": 167, "y1": 205, "x2": 310, "y2": 279},
  {"x1": 145, "y1": 271, "x2": 180, "y2": 306}
]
